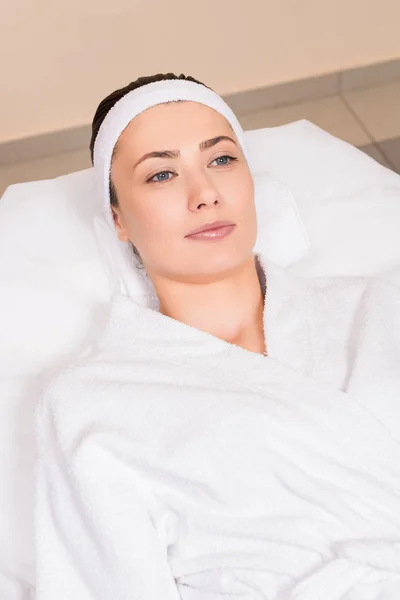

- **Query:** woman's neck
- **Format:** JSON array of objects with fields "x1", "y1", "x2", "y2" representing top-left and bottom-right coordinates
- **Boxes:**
[{"x1": 149, "y1": 255, "x2": 266, "y2": 355}]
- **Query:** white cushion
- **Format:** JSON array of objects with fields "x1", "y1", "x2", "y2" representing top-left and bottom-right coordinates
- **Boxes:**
[
  {"x1": 1, "y1": 120, "x2": 400, "y2": 598},
  {"x1": 245, "y1": 121, "x2": 400, "y2": 278}
]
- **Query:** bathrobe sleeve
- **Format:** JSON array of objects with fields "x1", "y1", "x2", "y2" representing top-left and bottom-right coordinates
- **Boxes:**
[{"x1": 35, "y1": 389, "x2": 181, "y2": 600}]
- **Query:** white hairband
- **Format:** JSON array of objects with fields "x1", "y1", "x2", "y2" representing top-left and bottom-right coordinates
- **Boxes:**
[{"x1": 92, "y1": 78, "x2": 250, "y2": 226}]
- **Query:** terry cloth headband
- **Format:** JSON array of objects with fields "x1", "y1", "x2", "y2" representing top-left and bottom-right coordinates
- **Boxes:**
[{"x1": 92, "y1": 78, "x2": 250, "y2": 226}]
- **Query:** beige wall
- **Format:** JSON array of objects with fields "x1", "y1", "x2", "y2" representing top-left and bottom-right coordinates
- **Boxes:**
[{"x1": 2, "y1": 0, "x2": 400, "y2": 142}]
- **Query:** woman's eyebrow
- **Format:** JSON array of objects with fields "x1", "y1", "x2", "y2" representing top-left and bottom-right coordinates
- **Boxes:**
[
  {"x1": 199, "y1": 135, "x2": 237, "y2": 150},
  {"x1": 133, "y1": 150, "x2": 179, "y2": 170},
  {"x1": 133, "y1": 136, "x2": 237, "y2": 170}
]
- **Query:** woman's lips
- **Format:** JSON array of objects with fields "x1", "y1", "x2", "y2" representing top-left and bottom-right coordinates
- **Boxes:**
[{"x1": 185, "y1": 221, "x2": 236, "y2": 241}]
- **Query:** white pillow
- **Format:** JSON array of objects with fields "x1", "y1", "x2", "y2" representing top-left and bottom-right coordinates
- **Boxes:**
[
  {"x1": 246, "y1": 120, "x2": 400, "y2": 278},
  {"x1": 1, "y1": 120, "x2": 400, "y2": 599}
]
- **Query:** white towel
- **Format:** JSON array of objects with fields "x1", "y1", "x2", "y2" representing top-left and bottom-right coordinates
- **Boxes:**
[{"x1": 35, "y1": 257, "x2": 400, "y2": 599}]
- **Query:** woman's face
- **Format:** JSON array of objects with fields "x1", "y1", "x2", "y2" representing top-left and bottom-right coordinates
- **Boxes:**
[{"x1": 111, "y1": 101, "x2": 257, "y2": 283}]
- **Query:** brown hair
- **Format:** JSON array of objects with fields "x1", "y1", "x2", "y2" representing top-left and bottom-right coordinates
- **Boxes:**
[{"x1": 90, "y1": 72, "x2": 208, "y2": 208}]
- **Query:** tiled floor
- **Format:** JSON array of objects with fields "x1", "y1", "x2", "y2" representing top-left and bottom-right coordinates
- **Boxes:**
[{"x1": 239, "y1": 81, "x2": 400, "y2": 173}]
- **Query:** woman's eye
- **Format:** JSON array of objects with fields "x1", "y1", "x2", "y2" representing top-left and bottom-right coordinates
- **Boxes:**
[
  {"x1": 211, "y1": 155, "x2": 237, "y2": 167},
  {"x1": 147, "y1": 171, "x2": 174, "y2": 183}
]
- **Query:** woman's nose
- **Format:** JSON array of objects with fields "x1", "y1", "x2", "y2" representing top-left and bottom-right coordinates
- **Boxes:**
[{"x1": 187, "y1": 172, "x2": 221, "y2": 212}]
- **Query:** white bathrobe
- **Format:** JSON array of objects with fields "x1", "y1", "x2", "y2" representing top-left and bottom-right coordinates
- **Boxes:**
[{"x1": 35, "y1": 257, "x2": 400, "y2": 600}]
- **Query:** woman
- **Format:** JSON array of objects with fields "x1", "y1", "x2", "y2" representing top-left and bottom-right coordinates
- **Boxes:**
[
  {"x1": 92, "y1": 72, "x2": 266, "y2": 356},
  {"x1": 35, "y1": 73, "x2": 400, "y2": 599}
]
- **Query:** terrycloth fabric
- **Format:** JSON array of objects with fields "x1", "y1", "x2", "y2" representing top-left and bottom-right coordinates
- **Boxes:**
[{"x1": 35, "y1": 257, "x2": 400, "y2": 600}]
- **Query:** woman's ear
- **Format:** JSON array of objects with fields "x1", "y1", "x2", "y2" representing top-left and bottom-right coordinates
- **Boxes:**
[{"x1": 112, "y1": 207, "x2": 130, "y2": 242}]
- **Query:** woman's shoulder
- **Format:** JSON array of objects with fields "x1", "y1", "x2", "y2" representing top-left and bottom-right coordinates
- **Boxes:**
[{"x1": 37, "y1": 295, "x2": 141, "y2": 411}]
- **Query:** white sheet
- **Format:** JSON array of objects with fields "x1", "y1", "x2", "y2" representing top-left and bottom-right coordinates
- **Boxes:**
[{"x1": 35, "y1": 257, "x2": 400, "y2": 600}]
